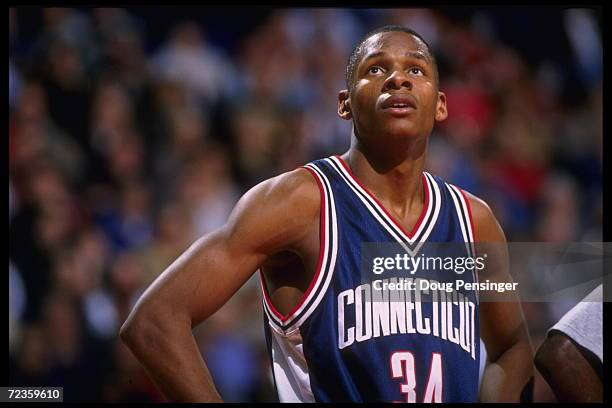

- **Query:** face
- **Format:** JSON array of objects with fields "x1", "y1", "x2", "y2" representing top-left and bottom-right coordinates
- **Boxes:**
[{"x1": 338, "y1": 31, "x2": 447, "y2": 145}]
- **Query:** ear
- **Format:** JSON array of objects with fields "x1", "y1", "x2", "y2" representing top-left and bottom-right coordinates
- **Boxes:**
[
  {"x1": 435, "y1": 91, "x2": 448, "y2": 122},
  {"x1": 338, "y1": 89, "x2": 352, "y2": 120}
]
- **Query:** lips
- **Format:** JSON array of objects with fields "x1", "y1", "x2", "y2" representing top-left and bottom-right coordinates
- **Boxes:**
[{"x1": 381, "y1": 94, "x2": 417, "y2": 110}]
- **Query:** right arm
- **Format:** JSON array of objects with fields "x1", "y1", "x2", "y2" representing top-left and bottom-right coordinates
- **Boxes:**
[{"x1": 119, "y1": 169, "x2": 320, "y2": 402}]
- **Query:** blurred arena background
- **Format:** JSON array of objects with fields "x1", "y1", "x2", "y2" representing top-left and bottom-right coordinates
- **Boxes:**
[{"x1": 8, "y1": 7, "x2": 602, "y2": 402}]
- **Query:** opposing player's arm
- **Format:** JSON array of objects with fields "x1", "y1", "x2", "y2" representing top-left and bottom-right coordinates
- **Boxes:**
[
  {"x1": 535, "y1": 331, "x2": 603, "y2": 402},
  {"x1": 120, "y1": 168, "x2": 319, "y2": 402},
  {"x1": 463, "y1": 192, "x2": 534, "y2": 402}
]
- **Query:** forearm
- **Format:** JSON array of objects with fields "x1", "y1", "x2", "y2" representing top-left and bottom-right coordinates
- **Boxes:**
[
  {"x1": 479, "y1": 340, "x2": 533, "y2": 402},
  {"x1": 121, "y1": 314, "x2": 222, "y2": 402}
]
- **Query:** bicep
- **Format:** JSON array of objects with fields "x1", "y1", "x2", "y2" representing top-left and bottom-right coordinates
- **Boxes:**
[
  {"x1": 131, "y1": 169, "x2": 319, "y2": 327},
  {"x1": 139, "y1": 227, "x2": 266, "y2": 327}
]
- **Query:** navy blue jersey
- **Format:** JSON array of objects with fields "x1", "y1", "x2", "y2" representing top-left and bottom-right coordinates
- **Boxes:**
[{"x1": 260, "y1": 156, "x2": 481, "y2": 402}]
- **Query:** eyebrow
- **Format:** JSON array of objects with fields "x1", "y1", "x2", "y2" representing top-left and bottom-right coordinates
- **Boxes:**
[{"x1": 362, "y1": 50, "x2": 431, "y2": 64}]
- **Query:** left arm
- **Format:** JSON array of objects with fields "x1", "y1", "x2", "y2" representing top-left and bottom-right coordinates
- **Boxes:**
[{"x1": 464, "y1": 192, "x2": 534, "y2": 402}]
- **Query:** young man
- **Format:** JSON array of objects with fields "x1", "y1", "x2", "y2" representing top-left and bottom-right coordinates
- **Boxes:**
[{"x1": 120, "y1": 26, "x2": 533, "y2": 402}]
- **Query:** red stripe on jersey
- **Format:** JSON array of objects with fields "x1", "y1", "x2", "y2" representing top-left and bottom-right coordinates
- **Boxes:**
[
  {"x1": 335, "y1": 155, "x2": 429, "y2": 240},
  {"x1": 459, "y1": 189, "x2": 476, "y2": 244},
  {"x1": 260, "y1": 166, "x2": 327, "y2": 323}
]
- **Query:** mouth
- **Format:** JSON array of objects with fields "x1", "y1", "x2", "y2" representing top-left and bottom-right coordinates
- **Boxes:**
[{"x1": 381, "y1": 94, "x2": 417, "y2": 116}]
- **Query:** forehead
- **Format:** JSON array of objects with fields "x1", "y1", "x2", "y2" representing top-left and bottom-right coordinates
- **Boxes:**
[{"x1": 359, "y1": 31, "x2": 431, "y2": 63}]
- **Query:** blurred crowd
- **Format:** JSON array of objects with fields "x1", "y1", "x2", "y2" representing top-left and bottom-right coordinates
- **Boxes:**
[{"x1": 8, "y1": 7, "x2": 602, "y2": 402}]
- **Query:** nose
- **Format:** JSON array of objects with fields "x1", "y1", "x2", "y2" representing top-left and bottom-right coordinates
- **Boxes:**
[{"x1": 383, "y1": 70, "x2": 412, "y2": 91}]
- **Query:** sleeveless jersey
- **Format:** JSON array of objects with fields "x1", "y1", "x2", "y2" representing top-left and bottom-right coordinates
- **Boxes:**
[{"x1": 260, "y1": 155, "x2": 481, "y2": 402}]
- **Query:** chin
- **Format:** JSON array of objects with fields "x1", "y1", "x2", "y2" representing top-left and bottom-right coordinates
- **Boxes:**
[{"x1": 383, "y1": 123, "x2": 422, "y2": 140}]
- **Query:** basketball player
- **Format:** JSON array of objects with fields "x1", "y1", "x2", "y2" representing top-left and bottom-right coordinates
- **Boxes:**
[{"x1": 120, "y1": 26, "x2": 533, "y2": 402}]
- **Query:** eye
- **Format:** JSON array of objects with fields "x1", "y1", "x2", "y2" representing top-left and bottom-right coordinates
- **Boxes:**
[
  {"x1": 409, "y1": 67, "x2": 425, "y2": 76},
  {"x1": 367, "y1": 66, "x2": 384, "y2": 75}
]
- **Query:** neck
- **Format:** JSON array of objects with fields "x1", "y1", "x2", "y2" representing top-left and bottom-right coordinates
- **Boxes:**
[{"x1": 342, "y1": 129, "x2": 428, "y2": 218}]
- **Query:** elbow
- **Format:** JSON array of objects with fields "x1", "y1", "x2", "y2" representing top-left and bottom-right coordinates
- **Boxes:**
[
  {"x1": 534, "y1": 343, "x2": 548, "y2": 375},
  {"x1": 119, "y1": 301, "x2": 159, "y2": 350},
  {"x1": 535, "y1": 333, "x2": 566, "y2": 378},
  {"x1": 119, "y1": 307, "x2": 144, "y2": 348},
  {"x1": 119, "y1": 300, "x2": 190, "y2": 350}
]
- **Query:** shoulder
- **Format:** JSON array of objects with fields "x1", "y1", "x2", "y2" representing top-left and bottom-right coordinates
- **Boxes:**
[
  {"x1": 433, "y1": 173, "x2": 501, "y2": 239},
  {"x1": 224, "y1": 166, "x2": 321, "y2": 251},
  {"x1": 242, "y1": 166, "x2": 320, "y2": 214},
  {"x1": 459, "y1": 189, "x2": 506, "y2": 243}
]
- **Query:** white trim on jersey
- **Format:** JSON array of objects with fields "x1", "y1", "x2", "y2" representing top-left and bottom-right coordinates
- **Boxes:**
[
  {"x1": 261, "y1": 163, "x2": 339, "y2": 335},
  {"x1": 445, "y1": 183, "x2": 478, "y2": 301},
  {"x1": 422, "y1": 172, "x2": 443, "y2": 254},
  {"x1": 445, "y1": 184, "x2": 473, "y2": 257},
  {"x1": 326, "y1": 156, "x2": 414, "y2": 253},
  {"x1": 288, "y1": 164, "x2": 339, "y2": 332},
  {"x1": 326, "y1": 156, "x2": 441, "y2": 257},
  {"x1": 454, "y1": 185, "x2": 476, "y2": 256}
]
